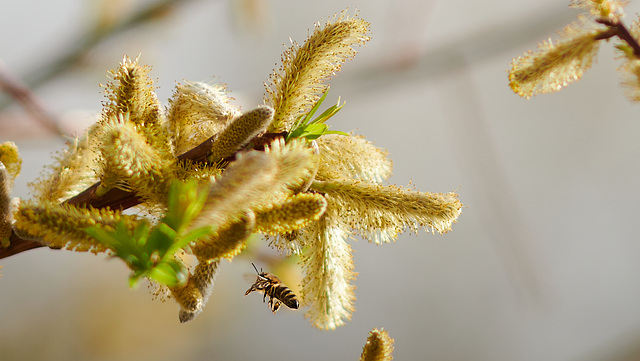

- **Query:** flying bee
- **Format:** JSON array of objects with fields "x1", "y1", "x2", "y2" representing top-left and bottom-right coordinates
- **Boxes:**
[{"x1": 244, "y1": 263, "x2": 299, "y2": 313}]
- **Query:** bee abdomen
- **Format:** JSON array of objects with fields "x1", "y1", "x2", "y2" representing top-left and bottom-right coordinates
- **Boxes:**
[{"x1": 274, "y1": 286, "x2": 299, "y2": 309}]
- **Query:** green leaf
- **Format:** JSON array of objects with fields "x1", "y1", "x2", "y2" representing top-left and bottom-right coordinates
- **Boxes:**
[
  {"x1": 170, "y1": 226, "x2": 213, "y2": 254},
  {"x1": 286, "y1": 87, "x2": 348, "y2": 142},
  {"x1": 163, "y1": 180, "x2": 207, "y2": 232},
  {"x1": 82, "y1": 180, "x2": 216, "y2": 288},
  {"x1": 149, "y1": 260, "x2": 188, "y2": 287}
]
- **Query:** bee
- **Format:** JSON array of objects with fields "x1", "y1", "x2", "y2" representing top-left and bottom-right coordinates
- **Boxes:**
[{"x1": 244, "y1": 263, "x2": 299, "y2": 313}]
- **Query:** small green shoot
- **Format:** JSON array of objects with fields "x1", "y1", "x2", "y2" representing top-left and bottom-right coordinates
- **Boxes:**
[
  {"x1": 286, "y1": 87, "x2": 349, "y2": 141},
  {"x1": 84, "y1": 180, "x2": 214, "y2": 288}
]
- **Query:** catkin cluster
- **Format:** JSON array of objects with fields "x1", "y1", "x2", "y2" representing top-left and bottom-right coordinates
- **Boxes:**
[{"x1": 2, "y1": 10, "x2": 462, "y2": 330}]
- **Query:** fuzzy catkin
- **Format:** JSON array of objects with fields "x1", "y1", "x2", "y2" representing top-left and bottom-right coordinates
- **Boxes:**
[
  {"x1": 509, "y1": 19, "x2": 603, "y2": 98},
  {"x1": 299, "y1": 206, "x2": 356, "y2": 330},
  {"x1": 172, "y1": 260, "x2": 220, "y2": 323},
  {"x1": 360, "y1": 328, "x2": 395, "y2": 361},
  {"x1": 265, "y1": 11, "x2": 370, "y2": 132}
]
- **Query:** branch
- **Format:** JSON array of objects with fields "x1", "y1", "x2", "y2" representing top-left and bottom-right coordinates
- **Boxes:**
[
  {"x1": 596, "y1": 18, "x2": 640, "y2": 57},
  {"x1": 0, "y1": 131, "x2": 287, "y2": 260},
  {"x1": 0, "y1": 61, "x2": 65, "y2": 136},
  {"x1": 0, "y1": 0, "x2": 201, "y2": 112}
]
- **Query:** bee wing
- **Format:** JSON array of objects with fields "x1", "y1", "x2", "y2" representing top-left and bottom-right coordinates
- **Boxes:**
[{"x1": 243, "y1": 273, "x2": 259, "y2": 283}]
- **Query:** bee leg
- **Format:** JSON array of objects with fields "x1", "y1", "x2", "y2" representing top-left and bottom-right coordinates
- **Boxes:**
[
  {"x1": 245, "y1": 285, "x2": 257, "y2": 296},
  {"x1": 271, "y1": 300, "x2": 281, "y2": 313},
  {"x1": 268, "y1": 297, "x2": 281, "y2": 313}
]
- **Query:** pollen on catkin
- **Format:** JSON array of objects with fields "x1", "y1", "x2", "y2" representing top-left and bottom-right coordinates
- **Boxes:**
[
  {"x1": 171, "y1": 259, "x2": 220, "y2": 323},
  {"x1": 0, "y1": 163, "x2": 12, "y2": 247},
  {"x1": 299, "y1": 206, "x2": 356, "y2": 330},
  {"x1": 617, "y1": 18, "x2": 640, "y2": 102},
  {"x1": 265, "y1": 10, "x2": 370, "y2": 132},
  {"x1": 14, "y1": 200, "x2": 138, "y2": 253},
  {"x1": 570, "y1": 0, "x2": 626, "y2": 19},
  {"x1": 102, "y1": 55, "x2": 171, "y2": 158},
  {"x1": 195, "y1": 139, "x2": 317, "y2": 232},
  {"x1": 167, "y1": 81, "x2": 241, "y2": 155},
  {"x1": 312, "y1": 180, "x2": 462, "y2": 244},
  {"x1": 208, "y1": 106, "x2": 274, "y2": 163},
  {"x1": 191, "y1": 152, "x2": 278, "y2": 231},
  {"x1": 255, "y1": 192, "x2": 327, "y2": 236},
  {"x1": 95, "y1": 114, "x2": 171, "y2": 204},
  {"x1": 509, "y1": 18, "x2": 605, "y2": 98},
  {"x1": 0, "y1": 142, "x2": 22, "y2": 188},
  {"x1": 29, "y1": 131, "x2": 98, "y2": 203},
  {"x1": 315, "y1": 134, "x2": 392, "y2": 184},
  {"x1": 191, "y1": 212, "x2": 255, "y2": 261},
  {"x1": 360, "y1": 328, "x2": 395, "y2": 361}
]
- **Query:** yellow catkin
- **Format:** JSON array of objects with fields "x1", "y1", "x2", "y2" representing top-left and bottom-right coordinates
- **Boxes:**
[
  {"x1": 265, "y1": 10, "x2": 370, "y2": 132},
  {"x1": 0, "y1": 142, "x2": 22, "y2": 188},
  {"x1": 312, "y1": 180, "x2": 462, "y2": 244},
  {"x1": 193, "y1": 140, "x2": 315, "y2": 231},
  {"x1": 570, "y1": 0, "x2": 626, "y2": 19},
  {"x1": 29, "y1": 131, "x2": 98, "y2": 203},
  {"x1": 360, "y1": 328, "x2": 395, "y2": 361},
  {"x1": 191, "y1": 212, "x2": 255, "y2": 261},
  {"x1": 617, "y1": 19, "x2": 640, "y2": 102},
  {"x1": 102, "y1": 55, "x2": 171, "y2": 157},
  {"x1": 315, "y1": 134, "x2": 392, "y2": 183},
  {"x1": 0, "y1": 163, "x2": 12, "y2": 247},
  {"x1": 299, "y1": 206, "x2": 356, "y2": 330},
  {"x1": 254, "y1": 192, "x2": 327, "y2": 235},
  {"x1": 208, "y1": 106, "x2": 274, "y2": 163},
  {"x1": 192, "y1": 152, "x2": 278, "y2": 230},
  {"x1": 14, "y1": 200, "x2": 137, "y2": 253},
  {"x1": 96, "y1": 115, "x2": 171, "y2": 204},
  {"x1": 167, "y1": 81, "x2": 241, "y2": 155},
  {"x1": 170, "y1": 260, "x2": 220, "y2": 323},
  {"x1": 509, "y1": 19, "x2": 604, "y2": 98},
  {"x1": 619, "y1": 59, "x2": 640, "y2": 102}
]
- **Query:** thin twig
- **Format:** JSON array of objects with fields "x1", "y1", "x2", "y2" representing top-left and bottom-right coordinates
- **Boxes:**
[
  {"x1": 596, "y1": 18, "x2": 640, "y2": 57},
  {"x1": 0, "y1": 61, "x2": 65, "y2": 136},
  {"x1": 0, "y1": 0, "x2": 200, "y2": 112}
]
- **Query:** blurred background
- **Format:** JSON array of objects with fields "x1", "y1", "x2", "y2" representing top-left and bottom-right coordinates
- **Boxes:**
[{"x1": 3, "y1": 0, "x2": 640, "y2": 360}]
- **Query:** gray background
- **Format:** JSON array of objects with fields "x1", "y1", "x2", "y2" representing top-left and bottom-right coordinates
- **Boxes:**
[{"x1": 2, "y1": 0, "x2": 640, "y2": 360}]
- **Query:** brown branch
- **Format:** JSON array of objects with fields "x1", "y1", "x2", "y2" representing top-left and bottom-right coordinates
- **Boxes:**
[
  {"x1": 0, "y1": 61, "x2": 65, "y2": 136},
  {"x1": 0, "y1": 131, "x2": 287, "y2": 260},
  {"x1": 0, "y1": 0, "x2": 202, "y2": 112},
  {"x1": 596, "y1": 18, "x2": 640, "y2": 57}
]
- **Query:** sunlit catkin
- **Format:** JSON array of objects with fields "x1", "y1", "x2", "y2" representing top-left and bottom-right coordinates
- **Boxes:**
[
  {"x1": 29, "y1": 132, "x2": 98, "y2": 203},
  {"x1": 360, "y1": 328, "x2": 395, "y2": 361},
  {"x1": 167, "y1": 81, "x2": 241, "y2": 155},
  {"x1": 0, "y1": 141, "x2": 22, "y2": 188},
  {"x1": 96, "y1": 114, "x2": 171, "y2": 204},
  {"x1": 193, "y1": 139, "x2": 315, "y2": 231},
  {"x1": 255, "y1": 192, "x2": 327, "y2": 235},
  {"x1": 102, "y1": 56, "x2": 170, "y2": 156},
  {"x1": 191, "y1": 212, "x2": 255, "y2": 261},
  {"x1": 315, "y1": 134, "x2": 392, "y2": 183},
  {"x1": 312, "y1": 180, "x2": 462, "y2": 244},
  {"x1": 14, "y1": 201, "x2": 137, "y2": 253},
  {"x1": 265, "y1": 10, "x2": 370, "y2": 132},
  {"x1": 0, "y1": 163, "x2": 12, "y2": 247},
  {"x1": 299, "y1": 206, "x2": 356, "y2": 330},
  {"x1": 171, "y1": 260, "x2": 220, "y2": 323},
  {"x1": 570, "y1": 0, "x2": 626, "y2": 19},
  {"x1": 509, "y1": 19, "x2": 605, "y2": 98},
  {"x1": 208, "y1": 106, "x2": 274, "y2": 163},
  {"x1": 191, "y1": 152, "x2": 278, "y2": 230}
]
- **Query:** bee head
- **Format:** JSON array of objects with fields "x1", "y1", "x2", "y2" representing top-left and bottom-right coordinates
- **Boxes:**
[{"x1": 251, "y1": 262, "x2": 268, "y2": 279}]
